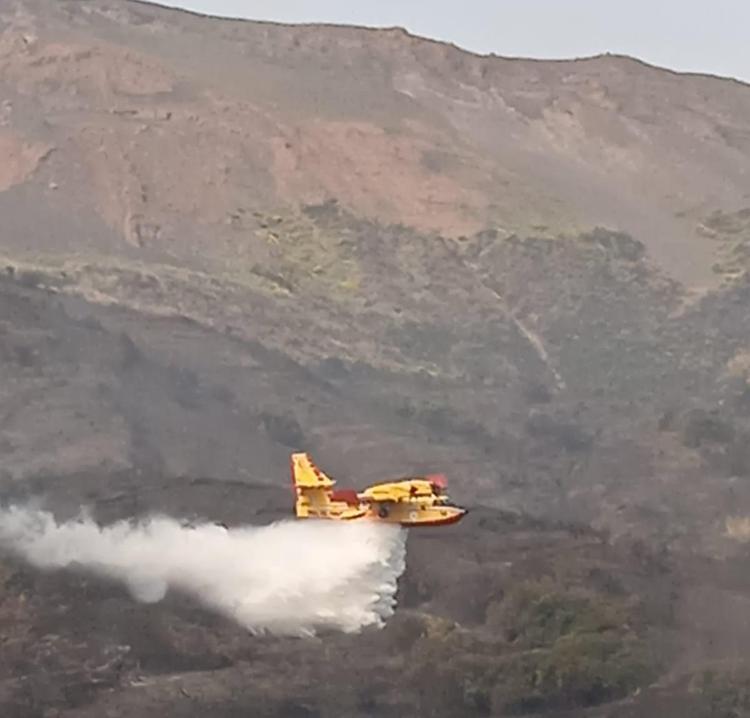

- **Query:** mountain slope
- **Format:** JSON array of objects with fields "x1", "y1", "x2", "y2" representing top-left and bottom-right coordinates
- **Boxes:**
[{"x1": 1, "y1": 0, "x2": 749, "y2": 287}]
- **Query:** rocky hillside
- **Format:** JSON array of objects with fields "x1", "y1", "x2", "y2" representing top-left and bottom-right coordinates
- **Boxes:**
[
  {"x1": 1, "y1": 0, "x2": 749, "y2": 288},
  {"x1": 1, "y1": 1, "x2": 750, "y2": 716}
]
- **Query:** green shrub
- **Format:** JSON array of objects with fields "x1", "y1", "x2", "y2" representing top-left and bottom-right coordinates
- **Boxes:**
[
  {"x1": 485, "y1": 581, "x2": 654, "y2": 714},
  {"x1": 486, "y1": 580, "x2": 629, "y2": 647},
  {"x1": 494, "y1": 633, "x2": 654, "y2": 714}
]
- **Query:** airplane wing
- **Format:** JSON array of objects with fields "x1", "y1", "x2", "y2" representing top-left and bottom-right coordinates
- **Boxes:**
[{"x1": 359, "y1": 479, "x2": 436, "y2": 503}]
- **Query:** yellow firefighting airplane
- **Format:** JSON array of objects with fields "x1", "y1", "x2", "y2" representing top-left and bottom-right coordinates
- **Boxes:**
[{"x1": 291, "y1": 452, "x2": 467, "y2": 527}]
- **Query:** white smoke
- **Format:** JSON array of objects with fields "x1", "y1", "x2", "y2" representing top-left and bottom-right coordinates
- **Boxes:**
[{"x1": 0, "y1": 506, "x2": 407, "y2": 636}]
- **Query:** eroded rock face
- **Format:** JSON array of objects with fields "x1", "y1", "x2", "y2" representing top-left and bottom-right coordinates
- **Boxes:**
[
  {"x1": 0, "y1": 131, "x2": 51, "y2": 192},
  {"x1": 0, "y1": 0, "x2": 749, "y2": 284}
]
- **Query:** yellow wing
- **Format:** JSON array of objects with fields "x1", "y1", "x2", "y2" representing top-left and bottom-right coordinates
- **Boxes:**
[{"x1": 358, "y1": 479, "x2": 434, "y2": 503}]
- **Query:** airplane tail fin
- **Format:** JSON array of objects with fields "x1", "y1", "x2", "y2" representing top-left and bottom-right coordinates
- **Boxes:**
[
  {"x1": 290, "y1": 452, "x2": 335, "y2": 489},
  {"x1": 290, "y1": 452, "x2": 335, "y2": 518}
]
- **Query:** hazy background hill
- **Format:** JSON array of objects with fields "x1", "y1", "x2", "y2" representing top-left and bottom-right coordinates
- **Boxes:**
[
  {"x1": 1, "y1": 1, "x2": 750, "y2": 716},
  {"x1": 2, "y1": 0, "x2": 749, "y2": 286}
]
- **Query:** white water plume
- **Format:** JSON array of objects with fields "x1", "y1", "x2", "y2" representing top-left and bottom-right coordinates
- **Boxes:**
[{"x1": 0, "y1": 506, "x2": 407, "y2": 636}]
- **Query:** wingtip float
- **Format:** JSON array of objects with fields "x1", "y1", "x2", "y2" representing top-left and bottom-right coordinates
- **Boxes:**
[{"x1": 290, "y1": 452, "x2": 468, "y2": 527}]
